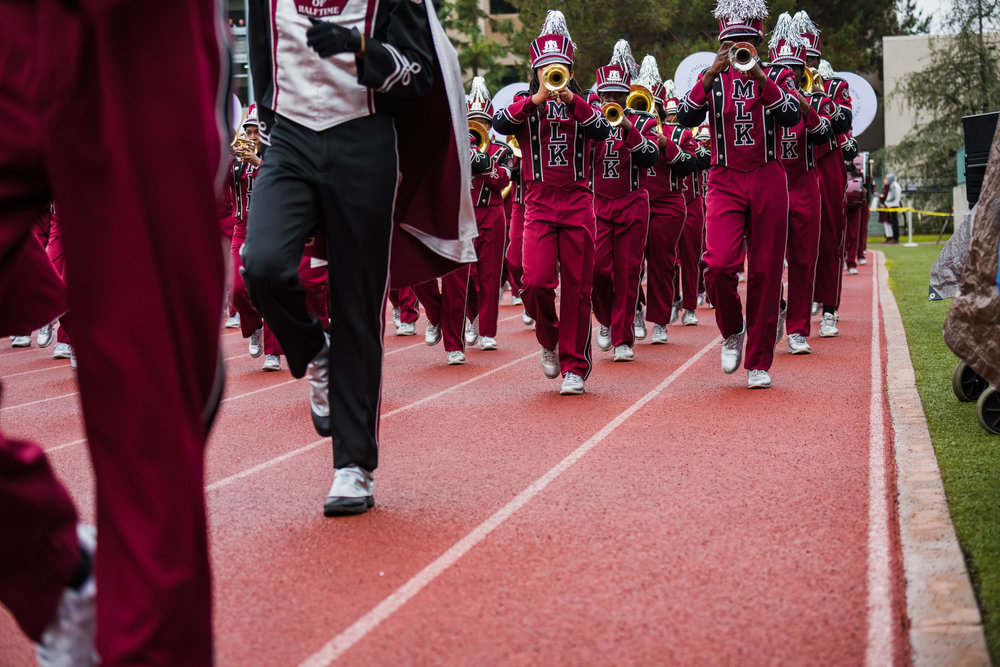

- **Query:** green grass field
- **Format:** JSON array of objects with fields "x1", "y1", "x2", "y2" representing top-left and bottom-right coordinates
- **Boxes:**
[{"x1": 881, "y1": 242, "x2": 1000, "y2": 661}]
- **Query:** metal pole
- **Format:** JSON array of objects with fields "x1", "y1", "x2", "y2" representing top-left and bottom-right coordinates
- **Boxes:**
[{"x1": 903, "y1": 209, "x2": 918, "y2": 247}]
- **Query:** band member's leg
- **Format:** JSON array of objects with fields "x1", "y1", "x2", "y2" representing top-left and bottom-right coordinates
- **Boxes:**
[
  {"x1": 704, "y1": 169, "x2": 750, "y2": 339},
  {"x1": 555, "y1": 189, "x2": 596, "y2": 380},
  {"x1": 592, "y1": 201, "x2": 616, "y2": 330},
  {"x1": 784, "y1": 172, "x2": 822, "y2": 338},
  {"x1": 412, "y1": 280, "x2": 442, "y2": 327},
  {"x1": 678, "y1": 200, "x2": 705, "y2": 312},
  {"x1": 612, "y1": 197, "x2": 649, "y2": 348},
  {"x1": 646, "y1": 197, "x2": 686, "y2": 326},
  {"x1": 521, "y1": 207, "x2": 560, "y2": 353},
  {"x1": 474, "y1": 206, "x2": 506, "y2": 338},
  {"x1": 441, "y1": 267, "x2": 471, "y2": 352}
]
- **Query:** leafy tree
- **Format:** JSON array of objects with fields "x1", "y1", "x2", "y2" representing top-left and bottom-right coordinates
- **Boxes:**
[
  {"x1": 438, "y1": 0, "x2": 515, "y2": 89},
  {"x1": 890, "y1": 0, "x2": 1000, "y2": 212}
]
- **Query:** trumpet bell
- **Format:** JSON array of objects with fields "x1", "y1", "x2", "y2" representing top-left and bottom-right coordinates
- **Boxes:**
[
  {"x1": 728, "y1": 42, "x2": 758, "y2": 73},
  {"x1": 602, "y1": 102, "x2": 624, "y2": 127},
  {"x1": 808, "y1": 67, "x2": 825, "y2": 92},
  {"x1": 802, "y1": 67, "x2": 815, "y2": 94},
  {"x1": 469, "y1": 120, "x2": 491, "y2": 152},
  {"x1": 625, "y1": 85, "x2": 654, "y2": 113},
  {"x1": 506, "y1": 135, "x2": 522, "y2": 159},
  {"x1": 542, "y1": 64, "x2": 570, "y2": 92}
]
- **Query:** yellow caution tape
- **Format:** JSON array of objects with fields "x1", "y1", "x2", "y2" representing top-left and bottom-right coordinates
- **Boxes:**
[{"x1": 872, "y1": 207, "x2": 952, "y2": 217}]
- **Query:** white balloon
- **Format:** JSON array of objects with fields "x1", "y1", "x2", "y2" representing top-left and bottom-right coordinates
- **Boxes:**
[
  {"x1": 674, "y1": 52, "x2": 717, "y2": 97},
  {"x1": 490, "y1": 82, "x2": 531, "y2": 139},
  {"x1": 834, "y1": 71, "x2": 878, "y2": 137},
  {"x1": 230, "y1": 94, "x2": 243, "y2": 135}
]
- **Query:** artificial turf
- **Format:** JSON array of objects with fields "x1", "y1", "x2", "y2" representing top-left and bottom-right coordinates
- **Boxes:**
[{"x1": 880, "y1": 240, "x2": 1000, "y2": 661}]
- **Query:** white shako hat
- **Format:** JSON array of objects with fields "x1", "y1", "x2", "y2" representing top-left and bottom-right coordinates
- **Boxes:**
[
  {"x1": 467, "y1": 76, "x2": 494, "y2": 121},
  {"x1": 769, "y1": 12, "x2": 807, "y2": 66}
]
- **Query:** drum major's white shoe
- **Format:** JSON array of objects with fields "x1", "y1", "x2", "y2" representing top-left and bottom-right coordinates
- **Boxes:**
[{"x1": 323, "y1": 465, "x2": 374, "y2": 516}]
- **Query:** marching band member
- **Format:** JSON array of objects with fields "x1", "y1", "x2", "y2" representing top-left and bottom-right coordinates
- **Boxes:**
[
  {"x1": 592, "y1": 44, "x2": 661, "y2": 361},
  {"x1": 245, "y1": 0, "x2": 477, "y2": 515},
  {"x1": 493, "y1": 10, "x2": 612, "y2": 395},
  {"x1": 502, "y1": 93, "x2": 536, "y2": 327},
  {"x1": 389, "y1": 287, "x2": 419, "y2": 336},
  {"x1": 796, "y1": 13, "x2": 854, "y2": 338},
  {"x1": 643, "y1": 73, "x2": 699, "y2": 343},
  {"x1": 464, "y1": 77, "x2": 514, "y2": 352},
  {"x1": 844, "y1": 154, "x2": 868, "y2": 274},
  {"x1": 677, "y1": 0, "x2": 801, "y2": 389},
  {"x1": 767, "y1": 13, "x2": 833, "y2": 355}
]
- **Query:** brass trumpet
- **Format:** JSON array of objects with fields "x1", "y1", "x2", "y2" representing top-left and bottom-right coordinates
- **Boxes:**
[
  {"x1": 728, "y1": 42, "x2": 758, "y2": 73},
  {"x1": 506, "y1": 135, "x2": 521, "y2": 159},
  {"x1": 602, "y1": 102, "x2": 624, "y2": 127},
  {"x1": 808, "y1": 67, "x2": 825, "y2": 92},
  {"x1": 625, "y1": 84, "x2": 654, "y2": 113},
  {"x1": 469, "y1": 120, "x2": 491, "y2": 152},
  {"x1": 541, "y1": 64, "x2": 570, "y2": 92},
  {"x1": 231, "y1": 134, "x2": 256, "y2": 161}
]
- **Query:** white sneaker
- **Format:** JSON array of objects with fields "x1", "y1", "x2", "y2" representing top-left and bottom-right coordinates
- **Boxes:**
[
  {"x1": 480, "y1": 336, "x2": 497, "y2": 351},
  {"x1": 847, "y1": 267, "x2": 859, "y2": 275},
  {"x1": 650, "y1": 324, "x2": 668, "y2": 345},
  {"x1": 425, "y1": 322, "x2": 442, "y2": 346},
  {"x1": 262, "y1": 354, "x2": 281, "y2": 371},
  {"x1": 697, "y1": 292, "x2": 706, "y2": 307},
  {"x1": 224, "y1": 313, "x2": 241, "y2": 329},
  {"x1": 52, "y1": 342, "x2": 72, "y2": 360},
  {"x1": 811, "y1": 301, "x2": 821, "y2": 317},
  {"x1": 775, "y1": 303, "x2": 787, "y2": 348},
  {"x1": 560, "y1": 372, "x2": 585, "y2": 395},
  {"x1": 747, "y1": 369, "x2": 772, "y2": 389},
  {"x1": 306, "y1": 332, "x2": 330, "y2": 436},
  {"x1": 613, "y1": 345, "x2": 634, "y2": 362},
  {"x1": 36, "y1": 323, "x2": 56, "y2": 348},
  {"x1": 511, "y1": 295, "x2": 523, "y2": 306},
  {"x1": 737, "y1": 272, "x2": 746, "y2": 283},
  {"x1": 596, "y1": 325, "x2": 612, "y2": 351},
  {"x1": 858, "y1": 257, "x2": 868, "y2": 265},
  {"x1": 447, "y1": 350, "x2": 466, "y2": 365},
  {"x1": 721, "y1": 327, "x2": 745, "y2": 374},
  {"x1": 392, "y1": 307, "x2": 402, "y2": 329},
  {"x1": 633, "y1": 311, "x2": 647, "y2": 340},
  {"x1": 522, "y1": 310, "x2": 535, "y2": 327},
  {"x1": 323, "y1": 465, "x2": 374, "y2": 516},
  {"x1": 36, "y1": 525, "x2": 97, "y2": 667},
  {"x1": 248, "y1": 326, "x2": 264, "y2": 358},
  {"x1": 682, "y1": 310, "x2": 699, "y2": 326},
  {"x1": 465, "y1": 316, "x2": 480, "y2": 346},
  {"x1": 787, "y1": 333, "x2": 812, "y2": 354},
  {"x1": 669, "y1": 304, "x2": 680, "y2": 325},
  {"x1": 819, "y1": 312, "x2": 839, "y2": 337},
  {"x1": 541, "y1": 347, "x2": 559, "y2": 379},
  {"x1": 11, "y1": 335, "x2": 31, "y2": 347},
  {"x1": 396, "y1": 321, "x2": 416, "y2": 336}
]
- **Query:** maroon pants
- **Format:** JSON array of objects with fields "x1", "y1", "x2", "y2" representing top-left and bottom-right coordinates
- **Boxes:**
[
  {"x1": 678, "y1": 193, "x2": 705, "y2": 311},
  {"x1": 0, "y1": 2, "x2": 223, "y2": 663},
  {"x1": 389, "y1": 288, "x2": 419, "y2": 325},
  {"x1": 465, "y1": 205, "x2": 506, "y2": 338},
  {"x1": 522, "y1": 181, "x2": 596, "y2": 379},
  {"x1": 593, "y1": 191, "x2": 649, "y2": 348},
  {"x1": 704, "y1": 162, "x2": 789, "y2": 371},
  {"x1": 646, "y1": 192, "x2": 687, "y2": 326},
  {"x1": 844, "y1": 204, "x2": 865, "y2": 269},
  {"x1": 784, "y1": 170, "x2": 822, "y2": 337},
  {"x1": 814, "y1": 152, "x2": 848, "y2": 309},
  {"x1": 505, "y1": 201, "x2": 525, "y2": 296},
  {"x1": 412, "y1": 267, "x2": 470, "y2": 353}
]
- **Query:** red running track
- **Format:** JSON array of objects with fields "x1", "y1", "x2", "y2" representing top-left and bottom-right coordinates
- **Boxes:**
[{"x1": 0, "y1": 253, "x2": 908, "y2": 665}]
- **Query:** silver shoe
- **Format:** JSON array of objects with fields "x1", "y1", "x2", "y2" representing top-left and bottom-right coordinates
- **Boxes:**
[
  {"x1": 224, "y1": 313, "x2": 241, "y2": 329},
  {"x1": 633, "y1": 311, "x2": 647, "y2": 340},
  {"x1": 323, "y1": 465, "x2": 374, "y2": 516},
  {"x1": 747, "y1": 369, "x2": 772, "y2": 389},
  {"x1": 424, "y1": 322, "x2": 442, "y2": 346},
  {"x1": 11, "y1": 335, "x2": 31, "y2": 348},
  {"x1": 36, "y1": 323, "x2": 56, "y2": 348},
  {"x1": 811, "y1": 301, "x2": 821, "y2": 317},
  {"x1": 392, "y1": 307, "x2": 401, "y2": 329},
  {"x1": 819, "y1": 312, "x2": 839, "y2": 337},
  {"x1": 52, "y1": 342, "x2": 72, "y2": 360},
  {"x1": 787, "y1": 333, "x2": 812, "y2": 355},
  {"x1": 721, "y1": 326, "x2": 746, "y2": 374},
  {"x1": 613, "y1": 345, "x2": 634, "y2": 362},
  {"x1": 262, "y1": 354, "x2": 281, "y2": 371},
  {"x1": 560, "y1": 372, "x2": 585, "y2": 395},
  {"x1": 464, "y1": 316, "x2": 480, "y2": 346},
  {"x1": 396, "y1": 321, "x2": 416, "y2": 336},
  {"x1": 307, "y1": 332, "x2": 330, "y2": 437},
  {"x1": 682, "y1": 310, "x2": 699, "y2": 326},
  {"x1": 541, "y1": 347, "x2": 559, "y2": 379},
  {"x1": 248, "y1": 326, "x2": 264, "y2": 358},
  {"x1": 511, "y1": 295, "x2": 523, "y2": 306},
  {"x1": 775, "y1": 304, "x2": 787, "y2": 347},
  {"x1": 480, "y1": 336, "x2": 498, "y2": 351},
  {"x1": 858, "y1": 257, "x2": 868, "y2": 265},
  {"x1": 669, "y1": 304, "x2": 680, "y2": 325},
  {"x1": 596, "y1": 325, "x2": 612, "y2": 351},
  {"x1": 522, "y1": 310, "x2": 535, "y2": 327},
  {"x1": 650, "y1": 324, "x2": 668, "y2": 345},
  {"x1": 447, "y1": 350, "x2": 466, "y2": 365},
  {"x1": 847, "y1": 267, "x2": 859, "y2": 275},
  {"x1": 697, "y1": 292, "x2": 706, "y2": 307},
  {"x1": 36, "y1": 525, "x2": 98, "y2": 667}
]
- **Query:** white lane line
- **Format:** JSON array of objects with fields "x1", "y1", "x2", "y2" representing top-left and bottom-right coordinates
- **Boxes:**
[
  {"x1": 206, "y1": 351, "x2": 539, "y2": 494},
  {"x1": 1, "y1": 392, "x2": 79, "y2": 411},
  {"x1": 0, "y1": 364, "x2": 70, "y2": 380},
  {"x1": 221, "y1": 380, "x2": 298, "y2": 404},
  {"x1": 866, "y1": 253, "x2": 894, "y2": 666},
  {"x1": 299, "y1": 336, "x2": 720, "y2": 667},
  {"x1": 47, "y1": 438, "x2": 86, "y2": 454}
]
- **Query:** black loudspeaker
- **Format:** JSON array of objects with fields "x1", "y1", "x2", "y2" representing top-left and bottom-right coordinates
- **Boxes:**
[{"x1": 963, "y1": 111, "x2": 999, "y2": 207}]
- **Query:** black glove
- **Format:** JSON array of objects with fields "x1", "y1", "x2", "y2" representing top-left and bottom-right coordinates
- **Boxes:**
[
  {"x1": 306, "y1": 18, "x2": 363, "y2": 58},
  {"x1": 470, "y1": 150, "x2": 492, "y2": 174}
]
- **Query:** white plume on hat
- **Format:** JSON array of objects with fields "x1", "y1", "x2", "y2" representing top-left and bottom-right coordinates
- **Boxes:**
[
  {"x1": 609, "y1": 39, "x2": 639, "y2": 79},
  {"x1": 713, "y1": 0, "x2": 768, "y2": 20},
  {"x1": 661, "y1": 79, "x2": 678, "y2": 100},
  {"x1": 539, "y1": 9, "x2": 575, "y2": 47},
  {"x1": 769, "y1": 12, "x2": 806, "y2": 50},
  {"x1": 818, "y1": 59, "x2": 836, "y2": 79},
  {"x1": 468, "y1": 76, "x2": 491, "y2": 103},
  {"x1": 636, "y1": 55, "x2": 662, "y2": 90},
  {"x1": 793, "y1": 10, "x2": 820, "y2": 36}
]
